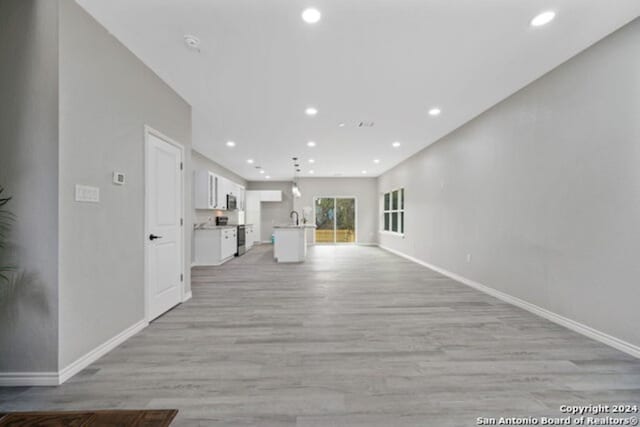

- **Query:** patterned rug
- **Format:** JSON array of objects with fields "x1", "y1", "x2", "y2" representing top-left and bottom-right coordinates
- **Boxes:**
[{"x1": 0, "y1": 409, "x2": 178, "y2": 426}]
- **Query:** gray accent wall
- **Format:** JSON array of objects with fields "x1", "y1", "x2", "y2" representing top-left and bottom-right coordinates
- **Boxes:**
[
  {"x1": 293, "y1": 178, "x2": 378, "y2": 245},
  {"x1": 246, "y1": 182, "x2": 294, "y2": 242},
  {"x1": 378, "y1": 18, "x2": 640, "y2": 348},
  {"x1": 58, "y1": 0, "x2": 192, "y2": 368},
  {"x1": 0, "y1": 0, "x2": 60, "y2": 373}
]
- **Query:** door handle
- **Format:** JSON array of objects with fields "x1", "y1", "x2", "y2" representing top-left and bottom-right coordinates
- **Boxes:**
[{"x1": 149, "y1": 234, "x2": 163, "y2": 241}]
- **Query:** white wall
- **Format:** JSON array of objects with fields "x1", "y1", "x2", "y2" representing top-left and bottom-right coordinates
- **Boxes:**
[
  {"x1": 378, "y1": 18, "x2": 640, "y2": 349},
  {"x1": 58, "y1": 0, "x2": 192, "y2": 368},
  {"x1": 293, "y1": 178, "x2": 378, "y2": 245},
  {"x1": 0, "y1": 0, "x2": 60, "y2": 373}
]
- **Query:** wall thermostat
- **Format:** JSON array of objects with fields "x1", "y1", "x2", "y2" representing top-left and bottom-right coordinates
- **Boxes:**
[{"x1": 113, "y1": 172, "x2": 126, "y2": 185}]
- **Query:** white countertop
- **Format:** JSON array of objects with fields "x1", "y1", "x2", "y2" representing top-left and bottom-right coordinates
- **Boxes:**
[
  {"x1": 194, "y1": 225, "x2": 237, "y2": 230},
  {"x1": 194, "y1": 223, "x2": 253, "y2": 230},
  {"x1": 273, "y1": 224, "x2": 317, "y2": 229}
]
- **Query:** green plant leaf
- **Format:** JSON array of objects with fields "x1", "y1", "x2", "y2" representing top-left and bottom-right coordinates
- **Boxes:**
[{"x1": 0, "y1": 186, "x2": 15, "y2": 283}]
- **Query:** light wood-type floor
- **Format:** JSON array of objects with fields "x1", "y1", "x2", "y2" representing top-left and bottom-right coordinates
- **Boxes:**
[{"x1": 2, "y1": 245, "x2": 639, "y2": 426}]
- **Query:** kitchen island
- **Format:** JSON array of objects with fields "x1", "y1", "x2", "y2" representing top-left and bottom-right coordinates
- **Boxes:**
[{"x1": 273, "y1": 224, "x2": 316, "y2": 263}]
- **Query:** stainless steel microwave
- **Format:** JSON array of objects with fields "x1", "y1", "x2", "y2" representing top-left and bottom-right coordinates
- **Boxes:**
[{"x1": 227, "y1": 194, "x2": 237, "y2": 210}]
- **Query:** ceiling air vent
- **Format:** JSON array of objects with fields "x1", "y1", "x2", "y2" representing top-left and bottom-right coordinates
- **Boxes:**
[
  {"x1": 183, "y1": 35, "x2": 201, "y2": 52},
  {"x1": 358, "y1": 121, "x2": 375, "y2": 128}
]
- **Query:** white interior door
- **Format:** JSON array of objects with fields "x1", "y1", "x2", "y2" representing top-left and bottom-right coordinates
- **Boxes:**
[{"x1": 146, "y1": 130, "x2": 183, "y2": 321}]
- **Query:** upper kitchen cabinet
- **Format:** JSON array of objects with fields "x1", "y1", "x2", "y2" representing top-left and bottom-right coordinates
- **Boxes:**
[
  {"x1": 238, "y1": 186, "x2": 245, "y2": 210},
  {"x1": 194, "y1": 170, "x2": 217, "y2": 210},
  {"x1": 260, "y1": 190, "x2": 282, "y2": 202},
  {"x1": 194, "y1": 170, "x2": 245, "y2": 211},
  {"x1": 217, "y1": 175, "x2": 229, "y2": 210},
  {"x1": 226, "y1": 181, "x2": 243, "y2": 199}
]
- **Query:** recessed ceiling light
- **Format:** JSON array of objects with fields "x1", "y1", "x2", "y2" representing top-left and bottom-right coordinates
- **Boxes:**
[
  {"x1": 361, "y1": 170, "x2": 367, "y2": 174},
  {"x1": 309, "y1": 170, "x2": 315, "y2": 174},
  {"x1": 308, "y1": 159, "x2": 315, "y2": 164},
  {"x1": 428, "y1": 107, "x2": 441, "y2": 116},
  {"x1": 259, "y1": 170, "x2": 265, "y2": 174},
  {"x1": 392, "y1": 141, "x2": 401, "y2": 148},
  {"x1": 307, "y1": 141, "x2": 316, "y2": 147},
  {"x1": 302, "y1": 8, "x2": 321, "y2": 24},
  {"x1": 338, "y1": 122, "x2": 345, "y2": 127},
  {"x1": 305, "y1": 107, "x2": 318, "y2": 116},
  {"x1": 247, "y1": 159, "x2": 254, "y2": 164},
  {"x1": 265, "y1": 175, "x2": 271, "y2": 179},
  {"x1": 226, "y1": 141, "x2": 236, "y2": 147},
  {"x1": 530, "y1": 11, "x2": 556, "y2": 27},
  {"x1": 373, "y1": 159, "x2": 380, "y2": 164}
]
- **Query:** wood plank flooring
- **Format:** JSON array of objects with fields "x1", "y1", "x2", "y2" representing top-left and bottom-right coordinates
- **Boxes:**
[{"x1": 1, "y1": 245, "x2": 639, "y2": 426}]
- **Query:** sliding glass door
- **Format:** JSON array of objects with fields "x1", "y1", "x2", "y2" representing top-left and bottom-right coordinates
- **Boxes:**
[{"x1": 314, "y1": 197, "x2": 356, "y2": 244}]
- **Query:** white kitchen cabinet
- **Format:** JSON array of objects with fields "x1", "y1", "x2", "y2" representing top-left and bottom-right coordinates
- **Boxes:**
[
  {"x1": 193, "y1": 227, "x2": 237, "y2": 266},
  {"x1": 194, "y1": 170, "x2": 216, "y2": 209},
  {"x1": 194, "y1": 171, "x2": 246, "y2": 211},
  {"x1": 238, "y1": 187, "x2": 245, "y2": 210},
  {"x1": 245, "y1": 224, "x2": 255, "y2": 250},
  {"x1": 217, "y1": 176, "x2": 228, "y2": 210},
  {"x1": 273, "y1": 226, "x2": 309, "y2": 263},
  {"x1": 221, "y1": 227, "x2": 237, "y2": 259},
  {"x1": 219, "y1": 176, "x2": 239, "y2": 209},
  {"x1": 245, "y1": 191, "x2": 262, "y2": 243},
  {"x1": 228, "y1": 181, "x2": 238, "y2": 197},
  {"x1": 260, "y1": 190, "x2": 282, "y2": 202}
]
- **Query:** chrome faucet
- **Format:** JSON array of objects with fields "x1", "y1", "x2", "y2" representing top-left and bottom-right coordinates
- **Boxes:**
[{"x1": 290, "y1": 210, "x2": 300, "y2": 226}]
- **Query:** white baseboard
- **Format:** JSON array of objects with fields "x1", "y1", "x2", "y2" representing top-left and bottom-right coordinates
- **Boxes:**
[
  {"x1": 0, "y1": 371, "x2": 60, "y2": 387},
  {"x1": 0, "y1": 319, "x2": 148, "y2": 387},
  {"x1": 191, "y1": 256, "x2": 232, "y2": 267},
  {"x1": 58, "y1": 319, "x2": 148, "y2": 384},
  {"x1": 182, "y1": 290, "x2": 193, "y2": 303},
  {"x1": 378, "y1": 245, "x2": 640, "y2": 359}
]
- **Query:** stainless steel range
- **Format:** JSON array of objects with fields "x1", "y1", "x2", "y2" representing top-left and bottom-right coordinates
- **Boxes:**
[{"x1": 235, "y1": 225, "x2": 246, "y2": 256}]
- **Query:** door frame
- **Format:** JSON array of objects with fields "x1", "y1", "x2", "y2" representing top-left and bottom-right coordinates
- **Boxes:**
[
  {"x1": 144, "y1": 125, "x2": 186, "y2": 322},
  {"x1": 312, "y1": 196, "x2": 358, "y2": 245}
]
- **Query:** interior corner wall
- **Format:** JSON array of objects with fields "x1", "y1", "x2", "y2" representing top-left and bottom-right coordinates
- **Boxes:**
[
  {"x1": 58, "y1": 0, "x2": 192, "y2": 368},
  {"x1": 293, "y1": 178, "x2": 379, "y2": 245},
  {"x1": 246, "y1": 181, "x2": 294, "y2": 242},
  {"x1": 0, "y1": 0, "x2": 60, "y2": 373},
  {"x1": 378, "y1": 18, "x2": 640, "y2": 348}
]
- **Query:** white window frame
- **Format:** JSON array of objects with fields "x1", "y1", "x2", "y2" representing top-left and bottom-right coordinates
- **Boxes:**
[{"x1": 381, "y1": 188, "x2": 405, "y2": 236}]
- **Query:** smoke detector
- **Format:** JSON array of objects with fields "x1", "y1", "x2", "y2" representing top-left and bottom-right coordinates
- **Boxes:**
[{"x1": 184, "y1": 35, "x2": 201, "y2": 51}]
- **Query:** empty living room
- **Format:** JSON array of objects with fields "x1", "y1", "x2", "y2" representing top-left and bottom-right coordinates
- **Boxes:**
[{"x1": 1, "y1": 0, "x2": 639, "y2": 426}]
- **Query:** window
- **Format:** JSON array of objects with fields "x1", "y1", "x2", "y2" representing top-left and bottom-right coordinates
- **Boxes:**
[{"x1": 382, "y1": 188, "x2": 404, "y2": 234}]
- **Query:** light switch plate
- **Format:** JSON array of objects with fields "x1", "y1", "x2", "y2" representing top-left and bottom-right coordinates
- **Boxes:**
[
  {"x1": 75, "y1": 185, "x2": 100, "y2": 203},
  {"x1": 113, "y1": 172, "x2": 126, "y2": 185}
]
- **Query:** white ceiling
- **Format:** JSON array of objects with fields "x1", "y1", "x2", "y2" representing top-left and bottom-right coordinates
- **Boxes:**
[{"x1": 77, "y1": 0, "x2": 639, "y2": 181}]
